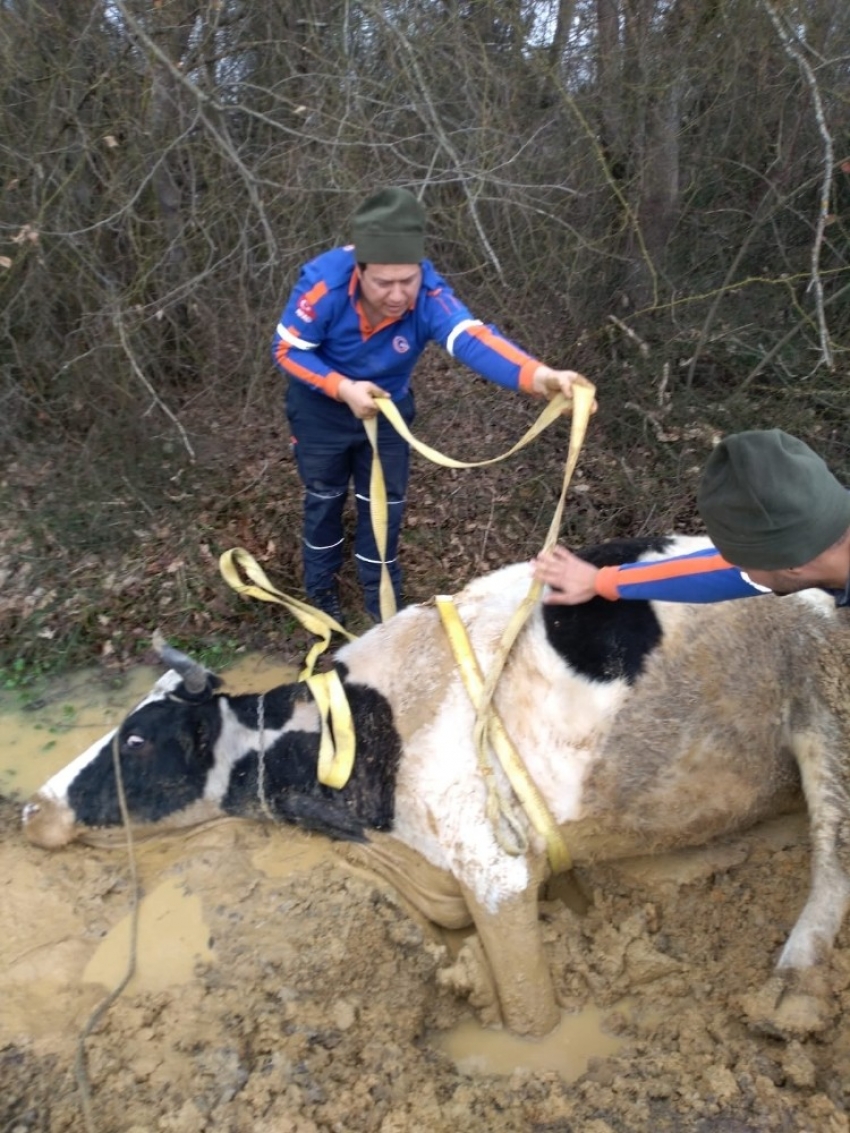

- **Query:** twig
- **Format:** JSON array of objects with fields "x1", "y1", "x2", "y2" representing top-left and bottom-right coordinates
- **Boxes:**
[
  {"x1": 607, "y1": 314, "x2": 649, "y2": 356},
  {"x1": 684, "y1": 185, "x2": 775, "y2": 391},
  {"x1": 760, "y1": 0, "x2": 835, "y2": 371},
  {"x1": 658, "y1": 361, "x2": 670, "y2": 408},
  {"x1": 114, "y1": 309, "x2": 196, "y2": 460},
  {"x1": 740, "y1": 276, "x2": 850, "y2": 389},
  {"x1": 364, "y1": 1, "x2": 505, "y2": 282}
]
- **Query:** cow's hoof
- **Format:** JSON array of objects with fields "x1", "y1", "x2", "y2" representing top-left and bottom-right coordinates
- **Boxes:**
[{"x1": 739, "y1": 972, "x2": 834, "y2": 1039}]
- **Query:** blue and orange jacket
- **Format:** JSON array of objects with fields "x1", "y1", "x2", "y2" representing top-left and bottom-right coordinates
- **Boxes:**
[
  {"x1": 593, "y1": 546, "x2": 765, "y2": 603},
  {"x1": 594, "y1": 544, "x2": 850, "y2": 607},
  {"x1": 271, "y1": 247, "x2": 541, "y2": 401}
]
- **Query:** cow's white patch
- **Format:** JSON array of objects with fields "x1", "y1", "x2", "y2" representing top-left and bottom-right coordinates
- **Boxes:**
[
  {"x1": 204, "y1": 699, "x2": 321, "y2": 804},
  {"x1": 343, "y1": 562, "x2": 634, "y2": 909},
  {"x1": 794, "y1": 588, "x2": 837, "y2": 616}
]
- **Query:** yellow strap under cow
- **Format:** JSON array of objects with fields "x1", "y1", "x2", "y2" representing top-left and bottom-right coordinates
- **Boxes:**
[
  {"x1": 435, "y1": 380, "x2": 596, "y2": 873},
  {"x1": 436, "y1": 595, "x2": 571, "y2": 873}
]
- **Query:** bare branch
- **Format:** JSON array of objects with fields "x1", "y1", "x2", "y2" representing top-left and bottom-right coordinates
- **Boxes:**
[{"x1": 760, "y1": 0, "x2": 836, "y2": 371}]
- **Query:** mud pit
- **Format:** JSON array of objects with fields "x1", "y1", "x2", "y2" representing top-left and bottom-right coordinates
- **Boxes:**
[{"x1": 3, "y1": 676, "x2": 850, "y2": 1132}]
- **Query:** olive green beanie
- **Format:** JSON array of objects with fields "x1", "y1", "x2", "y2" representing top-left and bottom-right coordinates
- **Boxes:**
[
  {"x1": 351, "y1": 187, "x2": 426, "y2": 265},
  {"x1": 697, "y1": 429, "x2": 850, "y2": 569}
]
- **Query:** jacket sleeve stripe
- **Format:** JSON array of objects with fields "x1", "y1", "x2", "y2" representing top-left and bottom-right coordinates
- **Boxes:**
[
  {"x1": 464, "y1": 322, "x2": 534, "y2": 366},
  {"x1": 276, "y1": 322, "x2": 319, "y2": 350},
  {"x1": 446, "y1": 319, "x2": 483, "y2": 355},
  {"x1": 273, "y1": 336, "x2": 344, "y2": 399},
  {"x1": 596, "y1": 551, "x2": 735, "y2": 601}
]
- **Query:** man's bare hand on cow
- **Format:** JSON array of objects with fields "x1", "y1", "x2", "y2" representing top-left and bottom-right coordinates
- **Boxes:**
[
  {"x1": 338, "y1": 378, "x2": 389, "y2": 420},
  {"x1": 531, "y1": 545, "x2": 599, "y2": 605},
  {"x1": 529, "y1": 367, "x2": 597, "y2": 415}
]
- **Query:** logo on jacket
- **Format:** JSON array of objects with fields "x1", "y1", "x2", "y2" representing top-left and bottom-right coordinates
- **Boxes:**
[
  {"x1": 393, "y1": 335, "x2": 410, "y2": 353},
  {"x1": 296, "y1": 298, "x2": 316, "y2": 323}
]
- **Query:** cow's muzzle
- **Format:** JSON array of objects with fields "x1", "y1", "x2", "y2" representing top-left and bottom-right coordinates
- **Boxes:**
[{"x1": 21, "y1": 794, "x2": 77, "y2": 848}]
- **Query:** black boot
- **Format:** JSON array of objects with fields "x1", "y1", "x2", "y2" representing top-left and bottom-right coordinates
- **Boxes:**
[{"x1": 308, "y1": 586, "x2": 346, "y2": 628}]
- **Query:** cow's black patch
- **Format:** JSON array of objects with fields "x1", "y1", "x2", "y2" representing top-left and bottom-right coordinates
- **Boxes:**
[
  {"x1": 221, "y1": 666, "x2": 401, "y2": 842},
  {"x1": 543, "y1": 536, "x2": 672, "y2": 685},
  {"x1": 66, "y1": 696, "x2": 222, "y2": 827}
]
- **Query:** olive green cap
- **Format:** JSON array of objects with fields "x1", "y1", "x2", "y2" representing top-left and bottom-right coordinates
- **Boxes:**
[
  {"x1": 697, "y1": 429, "x2": 850, "y2": 569},
  {"x1": 351, "y1": 187, "x2": 426, "y2": 265}
]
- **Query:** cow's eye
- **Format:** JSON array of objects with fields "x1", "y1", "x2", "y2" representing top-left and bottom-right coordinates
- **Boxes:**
[{"x1": 124, "y1": 734, "x2": 145, "y2": 749}]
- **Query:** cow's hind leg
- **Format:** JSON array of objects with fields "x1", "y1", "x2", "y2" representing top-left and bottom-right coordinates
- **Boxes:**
[
  {"x1": 459, "y1": 875, "x2": 560, "y2": 1037},
  {"x1": 778, "y1": 730, "x2": 850, "y2": 970}
]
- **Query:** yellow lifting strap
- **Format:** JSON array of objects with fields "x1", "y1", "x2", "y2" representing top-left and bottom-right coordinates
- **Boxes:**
[
  {"x1": 303, "y1": 670, "x2": 357, "y2": 790},
  {"x1": 434, "y1": 380, "x2": 597, "y2": 874},
  {"x1": 218, "y1": 548, "x2": 358, "y2": 790},
  {"x1": 364, "y1": 390, "x2": 578, "y2": 624},
  {"x1": 219, "y1": 547, "x2": 356, "y2": 680},
  {"x1": 219, "y1": 380, "x2": 595, "y2": 812},
  {"x1": 436, "y1": 595, "x2": 572, "y2": 873}
]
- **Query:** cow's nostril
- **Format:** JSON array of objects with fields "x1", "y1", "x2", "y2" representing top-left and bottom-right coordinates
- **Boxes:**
[{"x1": 22, "y1": 802, "x2": 40, "y2": 823}]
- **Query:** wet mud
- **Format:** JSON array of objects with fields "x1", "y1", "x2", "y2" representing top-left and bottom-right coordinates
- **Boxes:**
[{"x1": 2, "y1": 787, "x2": 849, "y2": 1133}]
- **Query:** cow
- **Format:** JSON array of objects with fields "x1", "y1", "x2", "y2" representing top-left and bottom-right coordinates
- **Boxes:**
[{"x1": 21, "y1": 536, "x2": 850, "y2": 1037}]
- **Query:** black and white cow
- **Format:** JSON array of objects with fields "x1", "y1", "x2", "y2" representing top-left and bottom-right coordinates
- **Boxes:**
[{"x1": 22, "y1": 536, "x2": 850, "y2": 1036}]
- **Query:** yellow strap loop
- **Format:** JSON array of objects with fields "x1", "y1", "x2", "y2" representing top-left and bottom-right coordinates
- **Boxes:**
[
  {"x1": 364, "y1": 389, "x2": 583, "y2": 624},
  {"x1": 374, "y1": 391, "x2": 571, "y2": 468},
  {"x1": 219, "y1": 549, "x2": 358, "y2": 789},
  {"x1": 219, "y1": 547, "x2": 356, "y2": 681}
]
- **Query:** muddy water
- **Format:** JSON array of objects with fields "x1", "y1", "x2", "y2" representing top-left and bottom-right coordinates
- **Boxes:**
[
  {"x1": 434, "y1": 1005, "x2": 623, "y2": 1079},
  {"x1": 0, "y1": 654, "x2": 298, "y2": 799}
]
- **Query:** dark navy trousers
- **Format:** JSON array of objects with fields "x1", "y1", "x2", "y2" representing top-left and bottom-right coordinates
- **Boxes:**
[{"x1": 285, "y1": 380, "x2": 415, "y2": 619}]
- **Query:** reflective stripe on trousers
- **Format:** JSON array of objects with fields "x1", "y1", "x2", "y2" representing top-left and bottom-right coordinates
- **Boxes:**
[{"x1": 285, "y1": 380, "x2": 415, "y2": 612}]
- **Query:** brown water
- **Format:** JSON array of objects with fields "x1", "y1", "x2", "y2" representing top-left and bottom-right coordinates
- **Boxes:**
[
  {"x1": 0, "y1": 654, "x2": 298, "y2": 800},
  {"x1": 433, "y1": 1004, "x2": 624, "y2": 1079}
]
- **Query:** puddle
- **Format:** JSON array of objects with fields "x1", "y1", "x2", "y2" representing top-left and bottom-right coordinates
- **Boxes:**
[
  {"x1": 0, "y1": 666, "x2": 161, "y2": 800},
  {"x1": 83, "y1": 875, "x2": 215, "y2": 993},
  {"x1": 0, "y1": 652, "x2": 302, "y2": 1039},
  {"x1": 0, "y1": 653, "x2": 299, "y2": 800},
  {"x1": 433, "y1": 1004, "x2": 624, "y2": 1080}
]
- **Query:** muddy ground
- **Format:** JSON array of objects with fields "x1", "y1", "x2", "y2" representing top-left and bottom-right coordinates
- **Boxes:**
[{"x1": 2, "y1": 789, "x2": 850, "y2": 1133}]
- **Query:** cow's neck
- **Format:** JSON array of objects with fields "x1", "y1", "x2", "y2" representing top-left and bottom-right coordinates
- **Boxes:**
[{"x1": 215, "y1": 672, "x2": 402, "y2": 843}]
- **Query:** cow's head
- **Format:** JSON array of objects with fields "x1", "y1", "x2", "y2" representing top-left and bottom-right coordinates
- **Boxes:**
[{"x1": 22, "y1": 643, "x2": 222, "y2": 848}]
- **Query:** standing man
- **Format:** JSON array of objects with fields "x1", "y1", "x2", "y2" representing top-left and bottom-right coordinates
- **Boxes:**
[
  {"x1": 273, "y1": 186, "x2": 588, "y2": 624},
  {"x1": 531, "y1": 429, "x2": 850, "y2": 608}
]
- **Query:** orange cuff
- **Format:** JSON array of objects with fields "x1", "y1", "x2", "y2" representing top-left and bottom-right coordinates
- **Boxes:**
[
  {"x1": 326, "y1": 372, "x2": 345, "y2": 399},
  {"x1": 595, "y1": 566, "x2": 621, "y2": 601},
  {"x1": 518, "y1": 359, "x2": 541, "y2": 394}
]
